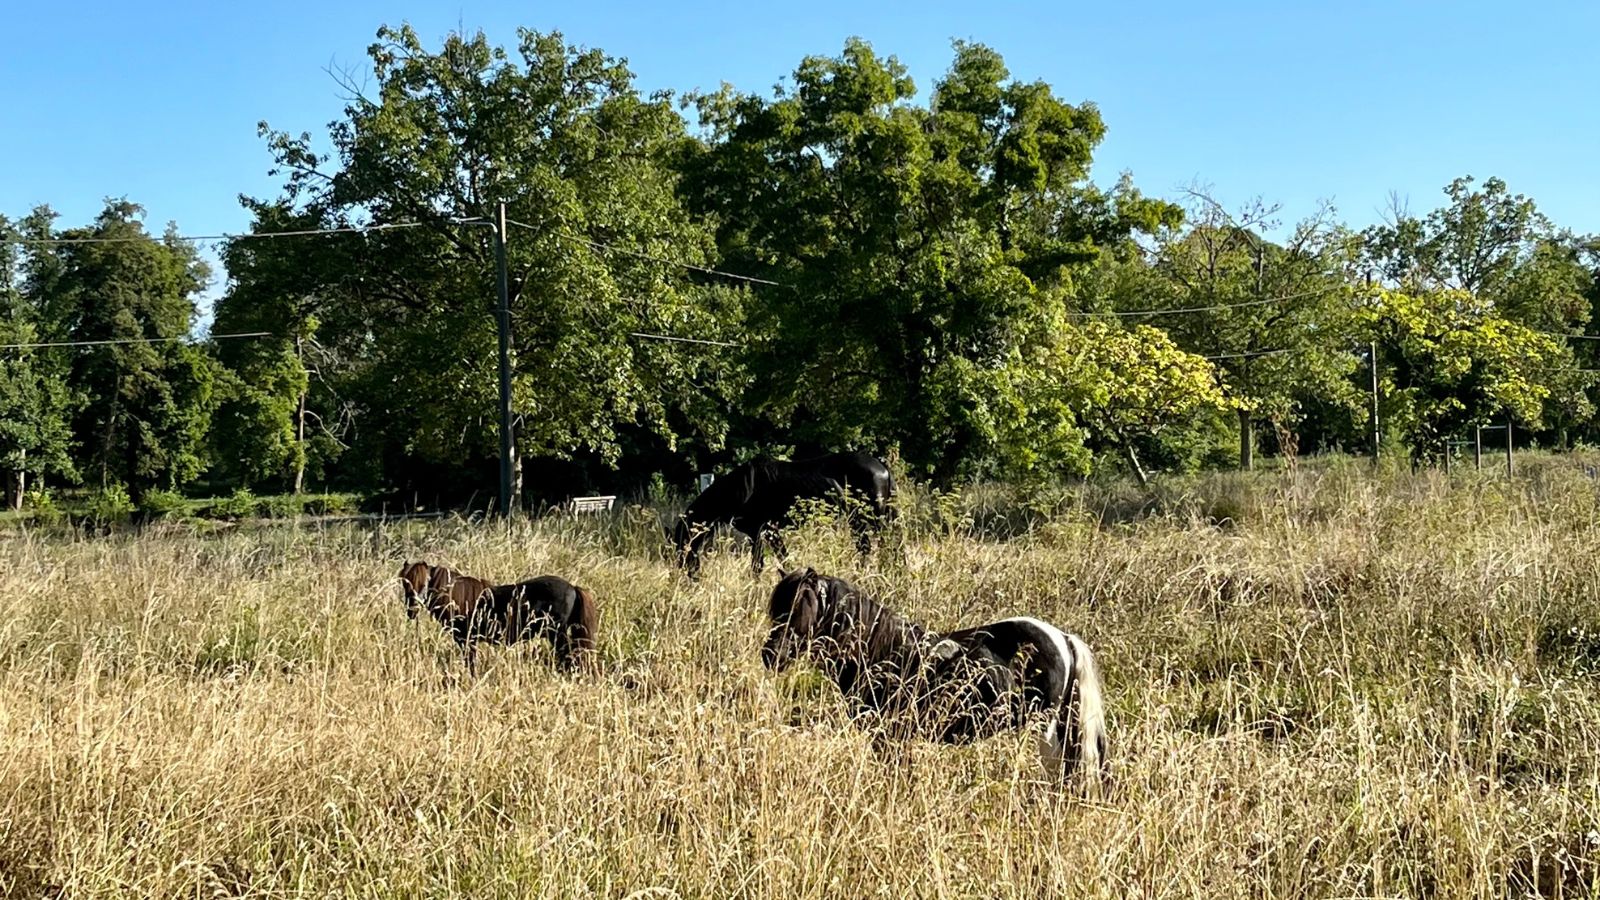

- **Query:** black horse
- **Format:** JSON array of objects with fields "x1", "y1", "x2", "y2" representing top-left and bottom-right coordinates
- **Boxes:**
[{"x1": 670, "y1": 452, "x2": 894, "y2": 575}]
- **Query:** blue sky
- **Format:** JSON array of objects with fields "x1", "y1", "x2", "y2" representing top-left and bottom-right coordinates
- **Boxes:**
[{"x1": 4, "y1": 0, "x2": 1597, "y2": 302}]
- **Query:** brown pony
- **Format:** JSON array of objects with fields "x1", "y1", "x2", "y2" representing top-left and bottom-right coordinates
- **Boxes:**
[{"x1": 398, "y1": 561, "x2": 598, "y2": 675}]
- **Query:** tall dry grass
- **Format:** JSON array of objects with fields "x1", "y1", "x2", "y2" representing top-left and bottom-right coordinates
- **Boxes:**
[{"x1": 2, "y1": 461, "x2": 1599, "y2": 897}]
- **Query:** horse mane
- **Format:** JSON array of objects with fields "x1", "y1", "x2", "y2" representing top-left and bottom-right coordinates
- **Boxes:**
[{"x1": 783, "y1": 572, "x2": 928, "y2": 668}]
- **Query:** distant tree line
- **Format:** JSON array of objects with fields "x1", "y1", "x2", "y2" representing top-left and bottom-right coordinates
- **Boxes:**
[{"x1": 3, "y1": 26, "x2": 1598, "y2": 510}]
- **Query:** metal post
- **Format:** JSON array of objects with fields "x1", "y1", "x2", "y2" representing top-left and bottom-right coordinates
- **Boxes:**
[
  {"x1": 1369, "y1": 341, "x2": 1381, "y2": 464},
  {"x1": 1505, "y1": 416, "x2": 1514, "y2": 477},
  {"x1": 493, "y1": 202, "x2": 518, "y2": 517}
]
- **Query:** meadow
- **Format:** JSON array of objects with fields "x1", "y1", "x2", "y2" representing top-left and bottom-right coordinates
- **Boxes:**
[{"x1": 2, "y1": 458, "x2": 1599, "y2": 898}]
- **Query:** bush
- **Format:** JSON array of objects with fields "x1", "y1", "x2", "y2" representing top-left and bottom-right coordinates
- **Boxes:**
[
  {"x1": 259, "y1": 494, "x2": 302, "y2": 519},
  {"x1": 23, "y1": 489, "x2": 64, "y2": 526},
  {"x1": 211, "y1": 488, "x2": 261, "y2": 520},
  {"x1": 302, "y1": 493, "x2": 359, "y2": 516},
  {"x1": 139, "y1": 489, "x2": 189, "y2": 520},
  {"x1": 84, "y1": 484, "x2": 136, "y2": 525}
]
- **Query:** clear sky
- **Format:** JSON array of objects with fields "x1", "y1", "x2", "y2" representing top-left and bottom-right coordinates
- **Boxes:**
[{"x1": 4, "y1": 0, "x2": 1597, "y2": 302}]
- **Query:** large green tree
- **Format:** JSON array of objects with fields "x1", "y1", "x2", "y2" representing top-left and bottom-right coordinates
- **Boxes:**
[
  {"x1": 38, "y1": 201, "x2": 220, "y2": 499},
  {"x1": 1369, "y1": 288, "x2": 1566, "y2": 461},
  {"x1": 1144, "y1": 193, "x2": 1362, "y2": 468},
  {"x1": 254, "y1": 25, "x2": 739, "y2": 505},
  {"x1": 1364, "y1": 177, "x2": 1596, "y2": 444},
  {"x1": 678, "y1": 38, "x2": 1181, "y2": 480},
  {"x1": 211, "y1": 200, "x2": 355, "y2": 493},
  {"x1": 0, "y1": 211, "x2": 76, "y2": 507}
]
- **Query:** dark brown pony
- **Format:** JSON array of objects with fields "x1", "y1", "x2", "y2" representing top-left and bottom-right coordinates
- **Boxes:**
[
  {"x1": 762, "y1": 567, "x2": 1107, "y2": 791},
  {"x1": 398, "y1": 561, "x2": 598, "y2": 675}
]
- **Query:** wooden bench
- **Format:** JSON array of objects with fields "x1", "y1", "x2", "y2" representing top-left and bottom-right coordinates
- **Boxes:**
[{"x1": 568, "y1": 495, "x2": 617, "y2": 514}]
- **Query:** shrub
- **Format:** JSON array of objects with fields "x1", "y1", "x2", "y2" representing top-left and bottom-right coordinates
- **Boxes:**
[
  {"x1": 211, "y1": 488, "x2": 260, "y2": 520},
  {"x1": 84, "y1": 484, "x2": 136, "y2": 525},
  {"x1": 138, "y1": 489, "x2": 189, "y2": 520}
]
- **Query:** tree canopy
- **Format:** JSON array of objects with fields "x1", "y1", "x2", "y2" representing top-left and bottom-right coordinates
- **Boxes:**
[{"x1": 4, "y1": 26, "x2": 1599, "y2": 510}]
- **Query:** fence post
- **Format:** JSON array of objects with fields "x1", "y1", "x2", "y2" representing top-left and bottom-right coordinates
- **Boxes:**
[
  {"x1": 1473, "y1": 426, "x2": 1482, "y2": 471},
  {"x1": 1369, "y1": 341, "x2": 1381, "y2": 465},
  {"x1": 1505, "y1": 417, "x2": 1514, "y2": 477}
]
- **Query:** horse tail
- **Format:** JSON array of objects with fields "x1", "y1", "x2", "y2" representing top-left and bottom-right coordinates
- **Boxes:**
[
  {"x1": 568, "y1": 585, "x2": 600, "y2": 673},
  {"x1": 1063, "y1": 634, "x2": 1109, "y2": 796}
]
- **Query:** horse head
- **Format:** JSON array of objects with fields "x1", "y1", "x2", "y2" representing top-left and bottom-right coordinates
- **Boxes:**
[
  {"x1": 398, "y1": 560, "x2": 431, "y2": 620},
  {"x1": 762, "y1": 567, "x2": 825, "y2": 670},
  {"x1": 669, "y1": 516, "x2": 710, "y2": 577}
]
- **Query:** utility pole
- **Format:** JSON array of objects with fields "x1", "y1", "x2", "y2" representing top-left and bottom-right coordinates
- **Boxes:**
[
  {"x1": 1369, "y1": 341, "x2": 1381, "y2": 465},
  {"x1": 493, "y1": 202, "x2": 519, "y2": 517}
]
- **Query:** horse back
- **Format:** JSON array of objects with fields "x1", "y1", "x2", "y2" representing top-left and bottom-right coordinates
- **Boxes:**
[
  {"x1": 812, "y1": 451, "x2": 893, "y2": 511},
  {"x1": 936, "y1": 618, "x2": 1073, "y2": 718},
  {"x1": 492, "y1": 576, "x2": 578, "y2": 632}
]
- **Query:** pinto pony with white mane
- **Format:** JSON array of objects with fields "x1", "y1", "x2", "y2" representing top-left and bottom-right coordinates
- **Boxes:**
[{"x1": 761, "y1": 568, "x2": 1108, "y2": 790}]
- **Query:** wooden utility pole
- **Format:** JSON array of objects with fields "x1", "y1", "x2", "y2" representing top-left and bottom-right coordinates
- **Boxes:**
[{"x1": 493, "y1": 202, "x2": 519, "y2": 517}]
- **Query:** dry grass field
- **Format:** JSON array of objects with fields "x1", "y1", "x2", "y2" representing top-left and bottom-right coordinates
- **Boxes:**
[{"x1": 3, "y1": 460, "x2": 1600, "y2": 898}]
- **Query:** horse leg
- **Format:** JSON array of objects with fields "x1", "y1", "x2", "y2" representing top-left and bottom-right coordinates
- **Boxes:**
[
  {"x1": 852, "y1": 518, "x2": 872, "y2": 559},
  {"x1": 1037, "y1": 716, "x2": 1069, "y2": 783},
  {"x1": 552, "y1": 630, "x2": 574, "y2": 673},
  {"x1": 464, "y1": 642, "x2": 477, "y2": 678},
  {"x1": 751, "y1": 531, "x2": 765, "y2": 574}
]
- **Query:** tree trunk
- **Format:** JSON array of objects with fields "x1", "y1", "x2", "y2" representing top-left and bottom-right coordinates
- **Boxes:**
[
  {"x1": 9, "y1": 449, "x2": 23, "y2": 511},
  {"x1": 293, "y1": 336, "x2": 307, "y2": 495},
  {"x1": 511, "y1": 436, "x2": 524, "y2": 516},
  {"x1": 511, "y1": 454, "x2": 524, "y2": 515},
  {"x1": 1122, "y1": 441, "x2": 1150, "y2": 488},
  {"x1": 1238, "y1": 408, "x2": 1255, "y2": 471}
]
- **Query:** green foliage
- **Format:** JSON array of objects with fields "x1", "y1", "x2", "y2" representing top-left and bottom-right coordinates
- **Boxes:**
[
  {"x1": 1063, "y1": 320, "x2": 1233, "y2": 482},
  {"x1": 0, "y1": 211, "x2": 77, "y2": 504},
  {"x1": 250, "y1": 24, "x2": 741, "y2": 491},
  {"x1": 22, "y1": 488, "x2": 63, "y2": 525},
  {"x1": 138, "y1": 488, "x2": 189, "y2": 519},
  {"x1": 1145, "y1": 196, "x2": 1364, "y2": 462},
  {"x1": 26, "y1": 201, "x2": 220, "y2": 498},
  {"x1": 84, "y1": 483, "x2": 136, "y2": 524},
  {"x1": 210, "y1": 203, "x2": 322, "y2": 491},
  {"x1": 6, "y1": 28, "x2": 1600, "y2": 496},
  {"x1": 679, "y1": 38, "x2": 1178, "y2": 480},
  {"x1": 1370, "y1": 288, "x2": 1568, "y2": 459},
  {"x1": 212, "y1": 487, "x2": 260, "y2": 520}
]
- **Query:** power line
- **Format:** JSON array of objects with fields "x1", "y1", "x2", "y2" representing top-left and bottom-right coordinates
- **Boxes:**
[
  {"x1": 629, "y1": 331, "x2": 741, "y2": 348},
  {"x1": 1203, "y1": 347, "x2": 1299, "y2": 361},
  {"x1": 2, "y1": 219, "x2": 482, "y2": 247},
  {"x1": 0, "y1": 331, "x2": 274, "y2": 351},
  {"x1": 1071, "y1": 285, "x2": 1340, "y2": 319},
  {"x1": 504, "y1": 219, "x2": 788, "y2": 288}
]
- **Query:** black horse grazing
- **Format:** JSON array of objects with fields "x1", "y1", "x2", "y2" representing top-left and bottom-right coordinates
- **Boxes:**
[
  {"x1": 671, "y1": 452, "x2": 894, "y2": 575},
  {"x1": 398, "y1": 561, "x2": 598, "y2": 675},
  {"x1": 761, "y1": 568, "x2": 1108, "y2": 791}
]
